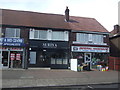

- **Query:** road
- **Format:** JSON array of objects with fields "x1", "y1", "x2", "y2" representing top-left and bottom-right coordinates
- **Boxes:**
[
  {"x1": 2, "y1": 83, "x2": 120, "y2": 90},
  {"x1": 1, "y1": 69, "x2": 119, "y2": 89}
]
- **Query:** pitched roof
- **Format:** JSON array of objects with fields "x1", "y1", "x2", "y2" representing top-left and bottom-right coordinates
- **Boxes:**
[
  {"x1": 69, "y1": 16, "x2": 108, "y2": 32},
  {"x1": 1, "y1": 9, "x2": 70, "y2": 30},
  {"x1": 1, "y1": 9, "x2": 108, "y2": 33}
]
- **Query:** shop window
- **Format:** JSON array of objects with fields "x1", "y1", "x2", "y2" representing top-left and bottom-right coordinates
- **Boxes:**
[
  {"x1": 50, "y1": 52, "x2": 68, "y2": 65},
  {"x1": 56, "y1": 59, "x2": 62, "y2": 64},
  {"x1": 91, "y1": 53, "x2": 108, "y2": 69},
  {"x1": 5, "y1": 28, "x2": 20, "y2": 38},
  {"x1": 63, "y1": 59, "x2": 67, "y2": 64},
  {"x1": 51, "y1": 58, "x2": 55, "y2": 64},
  {"x1": 30, "y1": 52, "x2": 36, "y2": 64}
]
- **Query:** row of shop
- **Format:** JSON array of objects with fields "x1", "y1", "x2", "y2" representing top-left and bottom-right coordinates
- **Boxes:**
[{"x1": 0, "y1": 38, "x2": 109, "y2": 70}]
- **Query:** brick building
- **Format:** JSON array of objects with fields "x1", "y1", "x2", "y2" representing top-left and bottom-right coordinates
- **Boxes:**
[
  {"x1": 109, "y1": 25, "x2": 120, "y2": 71},
  {"x1": 0, "y1": 8, "x2": 109, "y2": 69}
]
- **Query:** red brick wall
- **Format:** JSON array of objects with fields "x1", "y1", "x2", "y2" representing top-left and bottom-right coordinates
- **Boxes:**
[{"x1": 109, "y1": 56, "x2": 120, "y2": 71}]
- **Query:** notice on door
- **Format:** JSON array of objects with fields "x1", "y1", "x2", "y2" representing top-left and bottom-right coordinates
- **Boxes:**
[
  {"x1": 16, "y1": 53, "x2": 21, "y2": 60},
  {"x1": 10, "y1": 53, "x2": 15, "y2": 60}
]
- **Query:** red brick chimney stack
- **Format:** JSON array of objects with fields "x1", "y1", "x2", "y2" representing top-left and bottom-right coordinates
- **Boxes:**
[
  {"x1": 65, "y1": 6, "x2": 69, "y2": 22},
  {"x1": 114, "y1": 25, "x2": 119, "y2": 34}
]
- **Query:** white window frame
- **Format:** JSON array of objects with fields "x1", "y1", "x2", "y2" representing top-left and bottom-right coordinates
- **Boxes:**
[
  {"x1": 29, "y1": 29, "x2": 69, "y2": 41},
  {"x1": 5, "y1": 28, "x2": 20, "y2": 38},
  {"x1": 75, "y1": 33, "x2": 104, "y2": 45},
  {"x1": 51, "y1": 31, "x2": 64, "y2": 41}
]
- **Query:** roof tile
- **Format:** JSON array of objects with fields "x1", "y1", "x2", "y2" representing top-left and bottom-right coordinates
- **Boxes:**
[{"x1": 1, "y1": 9, "x2": 108, "y2": 33}]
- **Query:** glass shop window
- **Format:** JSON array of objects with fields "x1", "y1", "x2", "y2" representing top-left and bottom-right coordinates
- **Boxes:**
[
  {"x1": 91, "y1": 53, "x2": 108, "y2": 68},
  {"x1": 51, "y1": 52, "x2": 68, "y2": 65}
]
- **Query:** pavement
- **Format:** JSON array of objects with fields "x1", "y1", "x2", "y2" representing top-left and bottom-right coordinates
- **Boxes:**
[{"x1": 1, "y1": 68, "x2": 119, "y2": 88}]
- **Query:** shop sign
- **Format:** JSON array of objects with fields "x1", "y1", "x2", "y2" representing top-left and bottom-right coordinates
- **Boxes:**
[
  {"x1": 42, "y1": 43, "x2": 57, "y2": 48},
  {"x1": 0, "y1": 38, "x2": 24, "y2": 46},
  {"x1": 0, "y1": 47, "x2": 23, "y2": 51},
  {"x1": 30, "y1": 40, "x2": 69, "y2": 49},
  {"x1": 72, "y1": 46, "x2": 109, "y2": 53}
]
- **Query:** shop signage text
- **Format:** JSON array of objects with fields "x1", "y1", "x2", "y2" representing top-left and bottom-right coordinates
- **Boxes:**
[
  {"x1": 30, "y1": 40, "x2": 69, "y2": 49},
  {"x1": 42, "y1": 43, "x2": 57, "y2": 48},
  {"x1": 72, "y1": 46, "x2": 109, "y2": 53},
  {"x1": 0, "y1": 47, "x2": 23, "y2": 51},
  {"x1": 0, "y1": 38, "x2": 24, "y2": 46}
]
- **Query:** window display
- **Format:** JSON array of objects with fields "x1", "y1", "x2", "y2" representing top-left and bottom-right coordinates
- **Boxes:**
[
  {"x1": 91, "y1": 53, "x2": 108, "y2": 69},
  {"x1": 72, "y1": 52, "x2": 108, "y2": 71}
]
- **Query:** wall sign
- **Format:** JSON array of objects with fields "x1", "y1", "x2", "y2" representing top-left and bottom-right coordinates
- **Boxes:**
[
  {"x1": 30, "y1": 40, "x2": 69, "y2": 49},
  {"x1": 0, "y1": 47, "x2": 23, "y2": 51},
  {"x1": 0, "y1": 38, "x2": 24, "y2": 46},
  {"x1": 42, "y1": 43, "x2": 57, "y2": 48},
  {"x1": 72, "y1": 46, "x2": 109, "y2": 53}
]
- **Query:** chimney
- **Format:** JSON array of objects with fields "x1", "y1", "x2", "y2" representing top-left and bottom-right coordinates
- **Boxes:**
[
  {"x1": 65, "y1": 6, "x2": 69, "y2": 22},
  {"x1": 114, "y1": 25, "x2": 119, "y2": 34}
]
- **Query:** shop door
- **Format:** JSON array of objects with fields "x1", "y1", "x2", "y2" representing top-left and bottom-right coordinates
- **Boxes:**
[
  {"x1": 84, "y1": 53, "x2": 91, "y2": 63},
  {"x1": 2, "y1": 51, "x2": 9, "y2": 68},
  {"x1": 39, "y1": 51, "x2": 50, "y2": 67}
]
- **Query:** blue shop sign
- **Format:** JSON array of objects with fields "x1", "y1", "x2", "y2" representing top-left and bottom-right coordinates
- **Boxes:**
[{"x1": 0, "y1": 38, "x2": 24, "y2": 46}]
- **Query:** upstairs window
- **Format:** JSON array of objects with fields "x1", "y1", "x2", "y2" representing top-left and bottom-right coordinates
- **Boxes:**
[
  {"x1": 77, "y1": 33, "x2": 88, "y2": 44},
  {"x1": 29, "y1": 29, "x2": 47, "y2": 40},
  {"x1": 76, "y1": 33, "x2": 104, "y2": 45},
  {"x1": 29, "y1": 29, "x2": 69, "y2": 41},
  {"x1": 52, "y1": 31, "x2": 64, "y2": 41},
  {"x1": 5, "y1": 28, "x2": 20, "y2": 38}
]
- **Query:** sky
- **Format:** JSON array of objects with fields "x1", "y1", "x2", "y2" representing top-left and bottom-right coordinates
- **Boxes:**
[{"x1": 0, "y1": 0, "x2": 119, "y2": 31}]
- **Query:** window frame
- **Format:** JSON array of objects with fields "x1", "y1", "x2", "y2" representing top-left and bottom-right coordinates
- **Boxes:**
[
  {"x1": 29, "y1": 29, "x2": 69, "y2": 41},
  {"x1": 5, "y1": 28, "x2": 20, "y2": 38},
  {"x1": 76, "y1": 33, "x2": 104, "y2": 45}
]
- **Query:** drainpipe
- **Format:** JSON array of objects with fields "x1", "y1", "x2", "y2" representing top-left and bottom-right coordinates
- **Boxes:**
[{"x1": 114, "y1": 57, "x2": 116, "y2": 70}]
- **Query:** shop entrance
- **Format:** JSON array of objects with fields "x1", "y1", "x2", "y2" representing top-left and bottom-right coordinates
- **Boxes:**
[
  {"x1": 2, "y1": 51, "x2": 9, "y2": 68},
  {"x1": 84, "y1": 53, "x2": 91, "y2": 63},
  {"x1": 2, "y1": 51, "x2": 22, "y2": 68},
  {"x1": 39, "y1": 50, "x2": 50, "y2": 67}
]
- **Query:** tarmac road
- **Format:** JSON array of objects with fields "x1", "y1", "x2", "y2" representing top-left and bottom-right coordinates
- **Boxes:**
[
  {"x1": 1, "y1": 69, "x2": 119, "y2": 89},
  {"x1": 2, "y1": 83, "x2": 120, "y2": 90}
]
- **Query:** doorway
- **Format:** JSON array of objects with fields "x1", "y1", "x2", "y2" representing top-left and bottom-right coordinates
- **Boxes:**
[
  {"x1": 84, "y1": 53, "x2": 91, "y2": 63},
  {"x1": 38, "y1": 51, "x2": 50, "y2": 67},
  {"x1": 2, "y1": 51, "x2": 9, "y2": 68}
]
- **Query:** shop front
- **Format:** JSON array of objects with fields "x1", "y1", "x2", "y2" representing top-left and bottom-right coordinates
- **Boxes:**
[
  {"x1": 0, "y1": 38, "x2": 25, "y2": 68},
  {"x1": 72, "y1": 46, "x2": 109, "y2": 70},
  {"x1": 29, "y1": 40, "x2": 70, "y2": 69}
]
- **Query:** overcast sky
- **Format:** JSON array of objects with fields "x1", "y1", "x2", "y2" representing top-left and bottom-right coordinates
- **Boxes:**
[{"x1": 0, "y1": 0, "x2": 119, "y2": 31}]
